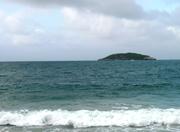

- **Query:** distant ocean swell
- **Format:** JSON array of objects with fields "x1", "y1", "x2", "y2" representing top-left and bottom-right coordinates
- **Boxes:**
[{"x1": 0, "y1": 108, "x2": 180, "y2": 128}]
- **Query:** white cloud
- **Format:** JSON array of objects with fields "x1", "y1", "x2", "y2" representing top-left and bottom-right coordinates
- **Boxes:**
[
  {"x1": 167, "y1": 26, "x2": 180, "y2": 38},
  {"x1": 0, "y1": 11, "x2": 4, "y2": 19},
  {"x1": 60, "y1": 6, "x2": 180, "y2": 59},
  {"x1": 1, "y1": 1, "x2": 180, "y2": 60},
  {"x1": 62, "y1": 7, "x2": 114, "y2": 38},
  {"x1": 5, "y1": 13, "x2": 24, "y2": 33},
  {"x1": 0, "y1": 10, "x2": 48, "y2": 46},
  {"x1": 8, "y1": 0, "x2": 144, "y2": 19},
  {"x1": 12, "y1": 34, "x2": 33, "y2": 45}
]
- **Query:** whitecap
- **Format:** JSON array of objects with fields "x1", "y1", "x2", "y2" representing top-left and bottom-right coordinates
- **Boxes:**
[{"x1": 0, "y1": 108, "x2": 180, "y2": 128}]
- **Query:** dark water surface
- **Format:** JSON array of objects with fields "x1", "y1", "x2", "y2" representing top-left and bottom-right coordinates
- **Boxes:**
[{"x1": 0, "y1": 61, "x2": 180, "y2": 131}]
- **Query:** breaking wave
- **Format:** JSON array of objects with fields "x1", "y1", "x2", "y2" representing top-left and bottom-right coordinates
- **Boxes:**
[{"x1": 0, "y1": 108, "x2": 180, "y2": 128}]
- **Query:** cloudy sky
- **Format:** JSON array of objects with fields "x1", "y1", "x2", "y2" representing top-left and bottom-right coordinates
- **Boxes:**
[{"x1": 0, "y1": 0, "x2": 180, "y2": 61}]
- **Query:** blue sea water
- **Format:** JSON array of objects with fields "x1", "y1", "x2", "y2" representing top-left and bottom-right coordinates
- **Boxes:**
[{"x1": 0, "y1": 60, "x2": 180, "y2": 132}]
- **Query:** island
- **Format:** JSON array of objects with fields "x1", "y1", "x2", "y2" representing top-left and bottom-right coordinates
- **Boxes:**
[{"x1": 98, "y1": 53, "x2": 156, "y2": 61}]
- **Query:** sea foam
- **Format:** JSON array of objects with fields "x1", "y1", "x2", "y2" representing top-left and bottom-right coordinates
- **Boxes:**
[{"x1": 0, "y1": 108, "x2": 180, "y2": 128}]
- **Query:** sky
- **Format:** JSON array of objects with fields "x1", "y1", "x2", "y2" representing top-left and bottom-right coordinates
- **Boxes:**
[{"x1": 1, "y1": 0, "x2": 180, "y2": 61}]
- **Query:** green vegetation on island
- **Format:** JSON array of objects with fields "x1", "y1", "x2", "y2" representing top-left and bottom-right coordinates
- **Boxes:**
[{"x1": 99, "y1": 53, "x2": 156, "y2": 61}]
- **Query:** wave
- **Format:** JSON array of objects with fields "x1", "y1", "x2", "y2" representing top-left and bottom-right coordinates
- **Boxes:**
[{"x1": 0, "y1": 108, "x2": 180, "y2": 128}]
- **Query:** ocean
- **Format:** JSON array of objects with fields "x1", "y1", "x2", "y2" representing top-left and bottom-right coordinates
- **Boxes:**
[{"x1": 0, "y1": 61, "x2": 180, "y2": 132}]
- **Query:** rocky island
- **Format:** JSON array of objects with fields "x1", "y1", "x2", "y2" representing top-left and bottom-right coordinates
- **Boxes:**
[{"x1": 99, "y1": 53, "x2": 156, "y2": 61}]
